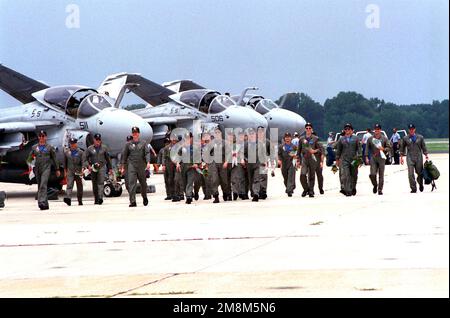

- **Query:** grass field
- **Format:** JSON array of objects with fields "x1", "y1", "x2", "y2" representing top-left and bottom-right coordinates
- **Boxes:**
[
  {"x1": 427, "y1": 139, "x2": 449, "y2": 153},
  {"x1": 320, "y1": 138, "x2": 448, "y2": 153}
]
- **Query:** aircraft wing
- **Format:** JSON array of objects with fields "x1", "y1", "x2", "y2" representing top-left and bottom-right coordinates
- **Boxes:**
[
  {"x1": 0, "y1": 64, "x2": 49, "y2": 104},
  {"x1": 162, "y1": 80, "x2": 206, "y2": 93},
  {"x1": 0, "y1": 121, "x2": 58, "y2": 134},
  {"x1": 99, "y1": 73, "x2": 175, "y2": 107}
]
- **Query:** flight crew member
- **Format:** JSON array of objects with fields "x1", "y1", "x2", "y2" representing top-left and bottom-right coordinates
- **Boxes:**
[
  {"x1": 29, "y1": 130, "x2": 60, "y2": 210},
  {"x1": 122, "y1": 135, "x2": 133, "y2": 192},
  {"x1": 83, "y1": 133, "x2": 112, "y2": 205},
  {"x1": 257, "y1": 127, "x2": 272, "y2": 200},
  {"x1": 278, "y1": 132, "x2": 296, "y2": 197},
  {"x1": 172, "y1": 135, "x2": 185, "y2": 202},
  {"x1": 240, "y1": 132, "x2": 250, "y2": 200},
  {"x1": 312, "y1": 132, "x2": 325, "y2": 195},
  {"x1": 297, "y1": 123, "x2": 321, "y2": 197},
  {"x1": 245, "y1": 128, "x2": 266, "y2": 202},
  {"x1": 229, "y1": 131, "x2": 246, "y2": 200},
  {"x1": 390, "y1": 128, "x2": 401, "y2": 165},
  {"x1": 195, "y1": 132, "x2": 213, "y2": 200},
  {"x1": 157, "y1": 138, "x2": 174, "y2": 200},
  {"x1": 209, "y1": 129, "x2": 230, "y2": 203},
  {"x1": 224, "y1": 131, "x2": 235, "y2": 199},
  {"x1": 365, "y1": 124, "x2": 391, "y2": 195},
  {"x1": 400, "y1": 124, "x2": 429, "y2": 193},
  {"x1": 180, "y1": 133, "x2": 199, "y2": 204},
  {"x1": 121, "y1": 127, "x2": 151, "y2": 207},
  {"x1": 63, "y1": 138, "x2": 84, "y2": 206},
  {"x1": 335, "y1": 123, "x2": 362, "y2": 197}
]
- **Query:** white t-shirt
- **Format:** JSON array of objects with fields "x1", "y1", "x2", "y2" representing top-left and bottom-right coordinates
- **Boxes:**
[{"x1": 362, "y1": 132, "x2": 372, "y2": 144}]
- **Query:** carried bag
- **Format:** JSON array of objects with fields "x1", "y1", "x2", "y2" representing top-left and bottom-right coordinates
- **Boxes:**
[{"x1": 422, "y1": 160, "x2": 440, "y2": 191}]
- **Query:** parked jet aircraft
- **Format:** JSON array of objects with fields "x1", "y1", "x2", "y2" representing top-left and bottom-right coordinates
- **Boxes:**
[
  {"x1": 0, "y1": 65, "x2": 152, "y2": 189},
  {"x1": 162, "y1": 81, "x2": 306, "y2": 140},
  {"x1": 98, "y1": 73, "x2": 268, "y2": 149}
]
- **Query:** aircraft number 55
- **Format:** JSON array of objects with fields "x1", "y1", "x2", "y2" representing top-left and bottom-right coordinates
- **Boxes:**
[{"x1": 30, "y1": 109, "x2": 42, "y2": 118}]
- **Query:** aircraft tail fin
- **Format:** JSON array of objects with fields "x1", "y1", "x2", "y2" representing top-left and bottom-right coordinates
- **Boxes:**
[
  {"x1": 0, "y1": 64, "x2": 49, "y2": 104},
  {"x1": 98, "y1": 73, "x2": 175, "y2": 107}
]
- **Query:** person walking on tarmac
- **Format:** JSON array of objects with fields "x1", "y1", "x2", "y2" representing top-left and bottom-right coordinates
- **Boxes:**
[
  {"x1": 335, "y1": 123, "x2": 362, "y2": 197},
  {"x1": 120, "y1": 135, "x2": 133, "y2": 193},
  {"x1": 278, "y1": 132, "x2": 296, "y2": 197},
  {"x1": 28, "y1": 130, "x2": 60, "y2": 210},
  {"x1": 365, "y1": 124, "x2": 391, "y2": 195},
  {"x1": 63, "y1": 138, "x2": 84, "y2": 206},
  {"x1": 120, "y1": 126, "x2": 151, "y2": 207},
  {"x1": 400, "y1": 124, "x2": 429, "y2": 193},
  {"x1": 297, "y1": 123, "x2": 321, "y2": 198},
  {"x1": 312, "y1": 130, "x2": 325, "y2": 195},
  {"x1": 179, "y1": 133, "x2": 200, "y2": 204},
  {"x1": 83, "y1": 133, "x2": 112, "y2": 205},
  {"x1": 157, "y1": 138, "x2": 174, "y2": 200}
]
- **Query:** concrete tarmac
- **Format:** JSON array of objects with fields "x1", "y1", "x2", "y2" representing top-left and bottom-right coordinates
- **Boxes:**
[{"x1": 0, "y1": 154, "x2": 448, "y2": 297}]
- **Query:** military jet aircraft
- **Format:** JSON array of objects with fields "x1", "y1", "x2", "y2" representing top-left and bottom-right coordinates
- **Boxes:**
[
  {"x1": 0, "y1": 64, "x2": 152, "y2": 191},
  {"x1": 98, "y1": 73, "x2": 268, "y2": 150},
  {"x1": 162, "y1": 81, "x2": 306, "y2": 140}
]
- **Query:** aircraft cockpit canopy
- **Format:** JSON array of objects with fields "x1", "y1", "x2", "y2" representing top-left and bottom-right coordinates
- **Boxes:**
[
  {"x1": 254, "y1": 99, "x2": 278, "y2": 115},
  {"x1": 208, "y1": 95, "x2": 235, "y2": 114},
  {"x1": 42, "y1": 86, "x2": 112, "y2": 118},
  {"x1": 43, "y1": 86, "x2": 88, "y2": 110},
  {"x1": 77, "y1": 93, "x2": 114, "y2": 118}
]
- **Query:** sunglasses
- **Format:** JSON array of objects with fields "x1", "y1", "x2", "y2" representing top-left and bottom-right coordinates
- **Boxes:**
[
  {"x1": 305, "y1": 127, "x2": 312, "y2": 130},
  {"x1": 38, "y1": 135, "x2": 46, "y2": 138}
]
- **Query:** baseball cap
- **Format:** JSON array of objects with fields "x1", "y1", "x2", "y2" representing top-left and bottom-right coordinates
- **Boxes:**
[
  {"x1": 408, "y1": 123, "x2": 415, "y2": 129},
  {"x1": 69, "y1": 137, "x2": 77, "y2": 144},
  {"x1": 374, "y1": 123, "x2": 382, "y2": 129},
  {"x1": 131, "y1": 126, "x2": 140, "y2": 133},
  {"x1": 94, "y1": 133, "x2": 102, "y2": 140},
  {"x1": 344, "y1": 123, "x2": 353, "y2": 130}
]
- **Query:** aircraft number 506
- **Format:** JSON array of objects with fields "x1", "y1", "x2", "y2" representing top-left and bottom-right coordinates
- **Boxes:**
[
  {"x1": 30, "y1": 109, "x2": 42, "y2": 118},
  {"x1": 211, "y1": 115, "x2": 224, "y2": 122}
]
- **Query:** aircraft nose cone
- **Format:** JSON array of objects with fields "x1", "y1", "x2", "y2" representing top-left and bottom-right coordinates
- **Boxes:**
[
  {"x1": 223, "y1": 106, "x2": 268, "y2": 130},
  {"x1": 97, "y1": 108, "x2": 153, "y2": 155},
  {"x1": 266, "y1": 108, "x2": 306, "y2": 139}
]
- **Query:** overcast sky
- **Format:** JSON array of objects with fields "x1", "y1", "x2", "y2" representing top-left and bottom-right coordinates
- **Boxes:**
[{"x1": 0, "y1": 0, "x2": 448, "y2": 107}]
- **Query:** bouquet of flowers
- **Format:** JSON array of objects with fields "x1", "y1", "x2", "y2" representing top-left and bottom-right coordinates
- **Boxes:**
[
  {"x1": 25, "y1": 153, "x2": 36, "y2": 180},
  {"x1": 351, "y1": 156, "x2": 363, "y2": 169},
  {"x1": 196, "y1": 162, "x2": 208, "y2": 177},
  {"x1": 92, "y1": 162, "x2": 101, "y2": 173},
  {"x1": 372, "y1": 138, "x2": 387, "y2": 159},
  {"x1": 302, "y1": 139, "x2": 317, "y2": 162},
  {"x1": 231, "y1": 144, "x2": 241, "y2": 167},
  {"x1": 283, "y1": 144, "x2": 298, "y2": 168}
]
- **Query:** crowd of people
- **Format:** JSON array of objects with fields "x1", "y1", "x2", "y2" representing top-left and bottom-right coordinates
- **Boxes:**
[{"x1": 30, "y1": 122, "x2": 429, "y2": 210}]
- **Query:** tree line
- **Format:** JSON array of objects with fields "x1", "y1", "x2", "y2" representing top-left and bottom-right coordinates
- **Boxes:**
[{"x1": 276, "y1": 92, "x2": 449, "y2": 139}]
